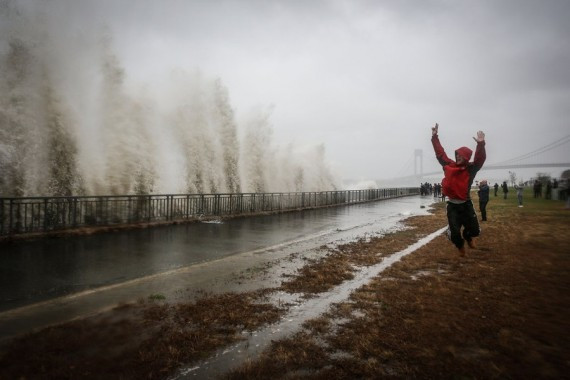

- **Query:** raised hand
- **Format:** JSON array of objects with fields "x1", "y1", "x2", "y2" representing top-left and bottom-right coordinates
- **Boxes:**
[
  {"x1": 432, "y1": 123, "x2": 438, "y2": 136},
  {"x1": 473, "y1": 130, "x2": 485, "y2": 143}
]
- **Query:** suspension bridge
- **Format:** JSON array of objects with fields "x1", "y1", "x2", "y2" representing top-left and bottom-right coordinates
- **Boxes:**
[{"x1": 397, "y1": 134, "x2": 570, "y2": 181}]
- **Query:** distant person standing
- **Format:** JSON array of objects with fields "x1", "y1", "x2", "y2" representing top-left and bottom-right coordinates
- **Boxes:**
[
  {"x1": 435, "y1": 183, "x2": 442, "y2": 198},
  {"x1": 546, "y1": 180, "x2": 552, "y2": 199},
  {"x1": 478, "y1": 180, "x2": 490, "y2": 221},
  {"x1": 501, "y1": 181, "x2": 509, "y2": 199},
  {"x1": 494, "y1": 182, "x2": 499, "y2": 197},
  {"x1": 514, "y1": 182, "x2": 524, "y2": 207},
  {"x1": 533, "y1": 180, "x2": 541, "y2": 198},
  {"x1": 431, "y1": 123, "x2": 486, "y2": 256},
  {"x1": 566, "y1": 179, "x2": 570, "y2": 209}
]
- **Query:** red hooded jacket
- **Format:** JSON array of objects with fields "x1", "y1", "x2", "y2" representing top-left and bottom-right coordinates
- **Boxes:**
[{"x1": 431, "y1": 135, "x2": 486, "y2": 201}]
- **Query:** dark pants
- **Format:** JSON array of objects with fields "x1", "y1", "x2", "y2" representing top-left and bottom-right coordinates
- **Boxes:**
[
  {"x1": 479, "y1": 200, "x2": 488, "y2": 221},
  {"x1": 446, "y1": 200, "x2": 480, "y2": 249}
]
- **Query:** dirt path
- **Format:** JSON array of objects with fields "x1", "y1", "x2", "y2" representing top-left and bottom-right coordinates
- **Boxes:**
[{"x1": 1, "y1": 194, "x2": 568, "y2": 379}]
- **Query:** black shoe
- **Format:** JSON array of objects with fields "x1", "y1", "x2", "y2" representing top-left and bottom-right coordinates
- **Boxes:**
[{"x1": 458, "y1": 246, "x2": 466, "y2": 256}]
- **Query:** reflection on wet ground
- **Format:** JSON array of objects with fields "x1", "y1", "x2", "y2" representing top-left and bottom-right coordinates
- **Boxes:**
[
  {"x1": 0, "y1": 196, "x2": 435, "y2": 343},
  {"x1": 172, "y1": 227, "x2": 447, "y2": 379}
]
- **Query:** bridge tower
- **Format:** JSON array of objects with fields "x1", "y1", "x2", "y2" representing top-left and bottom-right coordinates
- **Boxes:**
[{"x1": 414, "y1": 149, "x2": 423, "y2": 177}]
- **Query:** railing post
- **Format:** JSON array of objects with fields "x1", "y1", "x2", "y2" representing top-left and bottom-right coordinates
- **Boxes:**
[
  {"x1": 104, "y1": 197, "x2": 109, "y2": 225},
  {"x1": 73, "y1": 197, "x2": 78, "y2": 227},
  {"x1": 0, "y1": 199, "x2": 3, "y2": 235},
  {"x1": 127, "y1": 196, "x2": 132, "y2": 223},
  {"x1": 7, "y1": 199, "x2": 11, "y2": 233},
  {"x1": 165, "y1": 196, "x2": 169, "y2": 220},
  {"x1": 215, "y1": 194, "x2": 220, "y2": 215},
  {"x1": 9, "y1": 199, "x2": 13, "y2": 234},
  {"x1": 43, "y1": 198, "x2": 48, "y2": 232},
  {"x1": 185, "y1": 195, "x2": 190, "y2": 219}
]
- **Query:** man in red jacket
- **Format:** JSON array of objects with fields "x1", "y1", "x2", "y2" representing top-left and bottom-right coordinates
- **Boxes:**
[{"x1": 431, "y1": 123, "x2": 486, "y2": 256}]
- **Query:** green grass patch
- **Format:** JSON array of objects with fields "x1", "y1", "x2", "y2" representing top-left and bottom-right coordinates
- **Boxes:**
[{"x1": 472, "y1": 187, "x2": 569, "y2": 218}]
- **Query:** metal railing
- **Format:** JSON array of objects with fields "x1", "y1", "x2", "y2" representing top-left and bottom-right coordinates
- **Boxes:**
[{"x1": 0, "y1": 188, "x2": 419, "y2": 236}]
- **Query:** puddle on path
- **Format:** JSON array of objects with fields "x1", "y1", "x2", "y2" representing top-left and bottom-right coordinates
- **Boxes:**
[{"x1": 172, "y1": 226, "x2": 447, "y2": 379}]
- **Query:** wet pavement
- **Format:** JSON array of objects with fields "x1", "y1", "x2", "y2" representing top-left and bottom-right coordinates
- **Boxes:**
[
  {"x1": 172, "y1": 227, "x2": 448, "y2": 379},
  {"x1": 0, "y1": 195, "x2": 436, "y2": 343}
]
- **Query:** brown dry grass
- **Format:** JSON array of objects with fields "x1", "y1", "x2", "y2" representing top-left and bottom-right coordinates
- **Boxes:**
[
  {"x1": 0, "y1": 290, "x2": 283, "y2": 379},
  {"x1": 279, "y1": 205, "x2": 447, "y2": 296},
  {"x1": 227, "y1": 197, "x2": 570, "y2": 379}
]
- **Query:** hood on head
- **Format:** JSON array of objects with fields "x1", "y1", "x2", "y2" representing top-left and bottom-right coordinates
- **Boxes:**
[{"x1": 455, "y1": 146, "x2": 473, "y2": 162}]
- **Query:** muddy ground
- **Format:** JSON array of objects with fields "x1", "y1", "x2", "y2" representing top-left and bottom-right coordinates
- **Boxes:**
[{"x1": 0, "y1": 193, "x2": 568, "y2": 379}]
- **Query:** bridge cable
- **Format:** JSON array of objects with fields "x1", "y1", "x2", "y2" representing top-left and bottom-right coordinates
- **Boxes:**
[
  {"x1": 492, "y1": 134, "x2": 570, "y2": 165},
  {"x1": 395, "y1": 153, "x2": 414, "y2": 177}
]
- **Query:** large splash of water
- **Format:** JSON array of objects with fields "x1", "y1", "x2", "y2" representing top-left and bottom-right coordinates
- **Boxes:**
[{"x1": 0, "y1": 2, "x2": 339, "y2": 197}]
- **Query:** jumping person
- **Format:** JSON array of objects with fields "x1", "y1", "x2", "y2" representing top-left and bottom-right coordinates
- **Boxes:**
[{"x1": 431, "y1": 123, "x2": 486, "y2": 256}]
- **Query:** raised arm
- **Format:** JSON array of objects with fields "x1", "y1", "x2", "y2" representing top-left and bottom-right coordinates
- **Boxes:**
[
  {"x1": 432, "y1": 123, "x2": 438, "y2": 137},
  {"x1": 431, "y1": 123, "x2": 453, "y2": 166},
  {"x1": 472, "y1": 130, "x2": 486, "y2": 169}
]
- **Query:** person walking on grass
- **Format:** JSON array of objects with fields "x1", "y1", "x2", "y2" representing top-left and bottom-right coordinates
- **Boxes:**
[
  {"x1": 478, "y1": 180, "x2": 490, "y2": 221},
  {"x1": 502, "y1": 181, "x2": 509, "y2": 199},
  {"x1": 514, "y1": 182, "x2": 524, "y2": 207},
  {"x1": 431, "y1": 123, "x2": 486, "y2": 256},
  {"x1": 494, "y1": 182, "x2": 499, "y2": 197},
  {"x1": 533, "y1": 180, "x2": 540, "y2": 198},
  {"x1": 546, "y1": 180, "x2": 552, "y2": 199}
]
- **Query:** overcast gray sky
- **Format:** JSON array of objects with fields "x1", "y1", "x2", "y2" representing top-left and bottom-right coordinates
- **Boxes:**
[{"x1": 11, "y1": 0, "x2": 570, "y2": 183}]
